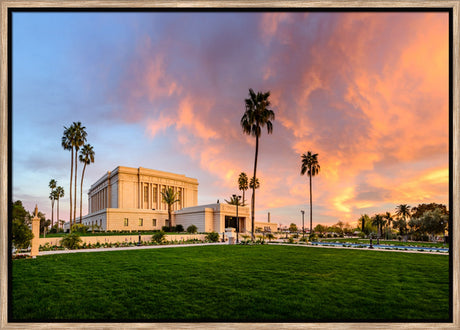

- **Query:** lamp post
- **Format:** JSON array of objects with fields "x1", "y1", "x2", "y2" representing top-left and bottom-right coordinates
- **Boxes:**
[
  {"x1": 233, "y1": 194, "x2": 241, "y2": 243},
  {"x1": 301, "y1": 210, "x2": 305, "y2": 238}
]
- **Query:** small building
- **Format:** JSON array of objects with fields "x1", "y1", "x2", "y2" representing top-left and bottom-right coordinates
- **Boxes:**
[{"x1": 175, "y1": 203, "x2": 250, "y2": 233}]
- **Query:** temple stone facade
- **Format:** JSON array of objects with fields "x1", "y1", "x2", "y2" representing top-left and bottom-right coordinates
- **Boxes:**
[
  {"x1": 80, "y1": 166, "x2": 253, "y2": 234},
  {"x1": 82, "y1": 166, "x2": 198, "y2": 231}
]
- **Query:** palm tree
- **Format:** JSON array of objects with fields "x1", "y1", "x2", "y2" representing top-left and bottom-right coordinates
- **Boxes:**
[
  {"x1": 224, "y1": 195, "x2": 243, "y2": 206},
  {"x1": 395, "y1": 204, "x2": 411, "y2": 236},
  {"x1": 238, "y1": 172, "x2": 249, "y2": 206},
  {"x1": 241, "y1": 88, "x2": 275, "y2": 241},
  {"x1": 371, "y1": 214, "x2": 386, "y2": 244},
  {"x1": 55, "y1": 186, "x2": 64, "y2": 231},
  {"x1": 249, "y1": 177, "x2": 260, "y2": 190},
  {"x1": 383, "y1": 212, "x2": 393, "y2": 239},
  {"x1": 78, "y1": 144, "x2": 95, "y2": 223},
  {"x1": 359, "y1": 214, "x2": 369, "y2": 233},
  {"x1": 71, "y1": 122, "x2": 87, "y2": 223},
  {"x1": 161, "y1": 187, "x2": 180, "y2": 231},
  {"x1": 49, "y1": 179, "x2": 57, "y2": 228},
  {"x1": 300, "y1": 151, "x2": 321, "y2": 234},
  {"x1": 62, "y1": 125, "x2": 75, "y2": 228}
]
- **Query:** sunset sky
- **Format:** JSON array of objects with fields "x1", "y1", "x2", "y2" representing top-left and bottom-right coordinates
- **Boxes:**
[{"x1": 12, "y1": 11, "x2": 449, "y2": 228}]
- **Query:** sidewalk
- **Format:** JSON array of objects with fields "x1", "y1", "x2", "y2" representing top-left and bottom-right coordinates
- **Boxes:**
[{"x1": 25, "y1": 242, "x2": 228, "y2": 256}]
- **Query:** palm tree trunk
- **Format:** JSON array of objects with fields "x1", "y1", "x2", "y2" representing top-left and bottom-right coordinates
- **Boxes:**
[
  {"x1": 251, "y1": 134, "x2": 259, "y2": 241},
  {"x1": 69, "y1": 149, "x2": 74, "y2": 230},
  {"x1": 74, "y1": 151, "x2": 78, "y2": 223},
  {"x1": 309, "y1": 172, "x2": 312, "y2": 233},
  {"x1": 57, "y1": 198, "x2": 60, "y2": 231},
  {"x1": 168, "y1": 206, "x2": 172, "y2": 230},
  {"x1": 51, "y1": 199, "x2": 55, "y2": 229},
  {"x1": 80, "y1": 163, "x2": 87, "y2": 224}
]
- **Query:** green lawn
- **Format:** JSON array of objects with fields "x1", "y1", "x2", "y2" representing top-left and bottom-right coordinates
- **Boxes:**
[
  {"x1": 11, "y1": 245, "x2": 450, "y2": 322},
  {"x1": 319, "y1": 237, "x2": 449, "y2": 248}
]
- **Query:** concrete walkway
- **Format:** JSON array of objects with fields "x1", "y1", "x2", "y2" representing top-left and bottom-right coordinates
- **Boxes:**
[{"x1": 37, "y1": 242, "x2": 228, "y2": 256}]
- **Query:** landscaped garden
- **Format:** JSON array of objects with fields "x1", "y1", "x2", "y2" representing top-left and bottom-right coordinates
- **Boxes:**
[{"x1": 11, "y1": 245, "x2": 449, "y2": 322}]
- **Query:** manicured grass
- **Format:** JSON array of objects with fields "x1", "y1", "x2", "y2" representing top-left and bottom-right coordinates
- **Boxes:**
[
  {"x1": 319, "y1": 237, "x2": 449, "y2": 248},
  {"x1": 11, "y1": 245, "x2": 449, "y2": 322}
]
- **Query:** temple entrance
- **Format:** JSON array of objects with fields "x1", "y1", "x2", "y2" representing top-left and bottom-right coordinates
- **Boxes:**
[
  {"x1": 225, "y1": 216, "x2": 237, "y2": 229},
  {"x1": 225, "y1": 216, "x2": 245, "y2": 232}
]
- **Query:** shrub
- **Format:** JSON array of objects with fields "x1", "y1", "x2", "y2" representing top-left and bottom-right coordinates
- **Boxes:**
[
  {"x1": 175, "y1": 224, "x2": 184, "y2": 232},
  {"x1": 60, "y1": 232, "x2": 82, "y2": 250},
  {"x1": 152, "y1": 231, "x2": 166, "y2": 244},
  {"x1": 287, "y1": 237, "x2": 295, "y2": 244},
  {"x1": 309, "y1": 233, "x2": 318, "y2": 242},
  {"x1": 71, "y1": 223, "x2": 89, "y2": 233},
  {"x1": 205, "y1": 232, "x2": 219, "y2": 243},
  {"x1": 299, "y1": 236, "x2": 308, "y2": 242},
  {"x1": 187, "y1": 225, "x2": 198, "y2": 234}
]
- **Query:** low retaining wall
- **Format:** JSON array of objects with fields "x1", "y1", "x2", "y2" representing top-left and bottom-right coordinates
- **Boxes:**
[{"x1": 39, "y1": 234, "x2": 208, "y2": 247}]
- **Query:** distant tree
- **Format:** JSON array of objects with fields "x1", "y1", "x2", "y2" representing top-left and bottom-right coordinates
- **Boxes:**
[
  {"x1": 238, "y1": 172, "x2": 249, "y2": 206},
  {"x1": 371, "y1": 214, "x2": 386, "y2": 244},
  {"x1": 383, "y1": 212, "x2": 393, "y2": 239},
  {"x1": 395, "y1": 204, "x2": 411, "y2": 235},
  {"x1": 241, "y1": 88, "x2": 275, "y2": 241},
  {"x1": 161, "y1": 187, "x2": 180, "y2": 231},
  {"x1": 411, "y1": 203, "x2": 448, "y2": 219},
  {"x1": 49, "y1": 179, "x2": 57, "y2": 228},
  {"x1": 336, "y1": 220, "x2": 345, "y2": 235},
  {"x1": 55, "y1": 186, "x2": 64, "y2": 230},
  {"x1": 289, "y1": 223, "x2": 298, "y2": 232},
  {"x1": 301, "y1": 151, "x2": 321, "y2": 234},
  {"x1": 78, "y1": 144, "x2": 95, "y2": 223},
  {"x1": 358, "y1": 214, "x2": 370, "y2": 233},
  {"x1": 314, "y1": 224, "x2": 326, "y2": 233},
  {"x1": 418, "y1": 209, "x2": 449, "y2": 241}
]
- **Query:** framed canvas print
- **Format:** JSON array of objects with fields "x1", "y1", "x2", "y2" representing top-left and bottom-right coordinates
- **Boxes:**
[{"x1": 1, "y1": 0, "x2": 459, "y2": 329}]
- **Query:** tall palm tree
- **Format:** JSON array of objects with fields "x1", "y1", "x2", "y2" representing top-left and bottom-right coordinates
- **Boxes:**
[
  {"x1": 49, "y1": 179, "x2": 57, "y2": 228},
  {"x1": 300, "y1": 151, "x2": 321, "y2": 234},
  {"x1": 55, "y1": 186, "x2": 64, "y2": 231},
  {"x1": 62, "y1": 125, "x2": 75, "y2": 228},
  {"x1": 238, "y1": 172, "x2": 249, "y2": 206},
  {"x1": 241, "y1": 88, "x2": 275, "y2": 240},
  {"x1": 79, "y1": 144, "x2": 95, "y2": 223},
  {"x1": 161, "y1": 187, "x2": 180, "y2": 231},
  {"x1": 71, "y1": 122, "x2": 87, "y2": 223},
  {"x1": 395, "y1": 204, "x2": 411, "y2": 235},
  {"x1": 383, "y1": 211, "x2": 393, "y2": 239}
]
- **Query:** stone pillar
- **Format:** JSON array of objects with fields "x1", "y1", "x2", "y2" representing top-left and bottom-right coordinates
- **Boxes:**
[{"x1": 31, "y1": 205, "x2": 40, "y2": 257}]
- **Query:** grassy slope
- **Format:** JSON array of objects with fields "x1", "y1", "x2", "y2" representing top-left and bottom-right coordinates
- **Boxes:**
[{"x1": 11, "y1": 245, "x2": 449, "y2": 322}]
